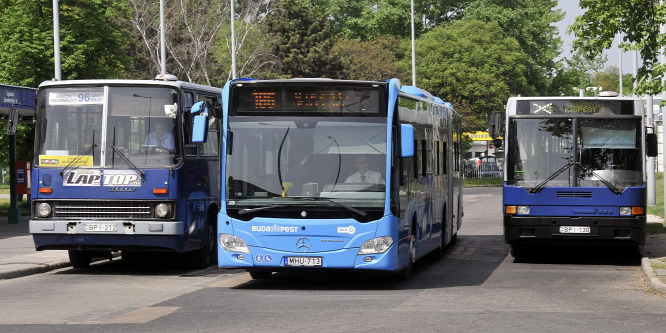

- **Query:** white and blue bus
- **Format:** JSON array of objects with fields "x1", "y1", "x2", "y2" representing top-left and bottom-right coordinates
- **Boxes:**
[
  {"x1": 29, "y1": 76, "x2": 223, "y2": 268},
  {"x1": 191, "y1": 78, "x2": 463, "y2": 279},
  {"x1": 499, "y1": 96, "x2": 658, "y2": 257}
]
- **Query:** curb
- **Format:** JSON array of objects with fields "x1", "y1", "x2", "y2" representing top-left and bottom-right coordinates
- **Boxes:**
[
  {"x1": 0, "y1": 259, "x2": 72, "y2": 280},
  {"x1": 0, "y1": 254, "x2": 120, "y2": 280},
  {"x1": 640, "y1": 248, "x2": 666, "y2": 294}
]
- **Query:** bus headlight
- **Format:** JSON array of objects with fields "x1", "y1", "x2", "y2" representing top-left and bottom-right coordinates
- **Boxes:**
[
  {"x1": 219, "y1": 233, "x2": 250, "y2": 253},
  {"x1": 155, "y1": 203, "x2": 171, "y2": 218},
  {"x1": 619, "y1": 207, "x2": 632, "y2": 216},
  {"x1": 517, "y1": 206, "x2": 530, "y2": 215},
  {"x1": 36, "y1": 203, "x2": 52, "y2": 218},
  {"x1": 358, "y1": 236, "x2": 393, "y2": 254}
]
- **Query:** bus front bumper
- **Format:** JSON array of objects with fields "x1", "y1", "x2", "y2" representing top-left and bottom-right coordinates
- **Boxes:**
[
  {"x1": 218, "y1": 245, "x2": 400, "y2": 272},
  {"x1": 29, "y1": 219, "x2": 184, "y2": 251},
  {"x1": 503, "y1": 215, "x2": 646, "y2": 246}
]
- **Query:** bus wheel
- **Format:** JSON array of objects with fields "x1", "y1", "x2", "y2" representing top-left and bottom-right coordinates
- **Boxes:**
[
  {"x1": 509, "y1": 244, "x2": 526, "y2": 258},
  {"x1": 68, "y1": 250, "x2": 92, "y2": 268},
  {"x1": 191, "y1": 222, "x2": 215, "y2": 269},
  {"x1": 249, "y1": 271, "x2": 272, "y2": 279},
  {"x1": 397, "y1": 226, "x2": 417, "y2": 280}
]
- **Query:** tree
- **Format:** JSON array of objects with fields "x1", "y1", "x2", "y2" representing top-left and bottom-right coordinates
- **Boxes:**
[
  {"x1": 570, "y1": 0, "x2": 666, "y2": 95},
  {"x1": 0, "y1": 0, "x2": 132, "y2": 165},
  {"x1": 0, "y1": 0, "x2": 132, "y2": 86},
  {"x1": 126, "y1": 0, "x2": 226, "y2": 84},
  {"x1": 591, "y1": 66, "x2": 635, "y2": 95},
  {"x1": 546, "y1": 50, "x2": 604, "y2": 96},
  {"x1": 463, "y1": 0, "x2": 564, "y2": 95},
  {"x1": 264, "y1": 0, "x2": 342, "y2": 78},
  {"x1": 211, "y1": 0, "x2": 281, "y2": 82},
  {"x1": 332, "y1": 36, "x2": 409, "y2": 81},
  {"x1": 340, "y1": 0, "x2": 418, "y2": 40},
  {"x1": 414, "y1": 19, "x2": 534, "y2": 131}
]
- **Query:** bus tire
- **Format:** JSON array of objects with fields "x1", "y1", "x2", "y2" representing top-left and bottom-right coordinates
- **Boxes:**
[
  {"x1": 509, "y1": 244, "x2": 526, "y2": 258},
  {"x1": 249, "y1": 271, "x2": 272, "y2": 279},
  {"x1": 398, "y1": 222, "x2": 417, "y2": 280},
  {"x1": 190, "y1": 221, "x2": 215, "y2": 269},
  {"x1": 68, "y1": 250, "x2": 92, "y2": 268}
]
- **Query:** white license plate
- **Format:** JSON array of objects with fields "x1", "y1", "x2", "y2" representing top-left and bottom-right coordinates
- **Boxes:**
[
  {"x1": 83, "y1": 223, "x2": 117, "y2": 232},
  {"x1": 559, "y1": 226, "x2": 591, "y2": 234},
  {"x1": 284, "y1": 257, "x2": 322, "y2": 267}
]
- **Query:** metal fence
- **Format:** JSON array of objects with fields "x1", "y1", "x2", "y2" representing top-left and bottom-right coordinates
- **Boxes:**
[{"x1": 463, "y1": 159, "x2": 503, "y2": 179}]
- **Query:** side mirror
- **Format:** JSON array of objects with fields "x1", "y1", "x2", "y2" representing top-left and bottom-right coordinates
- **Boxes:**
[
  {"x1": 191, "y1": 101, "x2": 211, "y2": 143},
  {"x1": 647, "y1": 132, "x2": 658, "y2": 158},
  {"x1": 400, "y1": 124, "x2": 415, "y2": 157}
]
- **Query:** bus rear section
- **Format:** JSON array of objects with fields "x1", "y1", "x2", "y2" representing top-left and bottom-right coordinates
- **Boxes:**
[
  {"x1": 201, "y1": 78, "x2": 463, "y2": 279},
  {"x1": 29, "y1": 79, "x2": 222, "y2": 268},
  {"x1": 500, "y1": 96, "x2": 656, "y2": 257}
]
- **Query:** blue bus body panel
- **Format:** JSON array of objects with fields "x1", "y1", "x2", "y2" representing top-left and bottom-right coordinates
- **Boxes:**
[
  {"x1": 30, "y1": 166, "x2": 215, "y2": 252},
  {"x1": 32, "y1": 168, "x2": 176, "y2": 200},
  {"x1": 503, "y1": 184, "x2": 646, "y2": 216},
  {"x1": 218, "y1": 214, "x2": 402, "y2": 271}
]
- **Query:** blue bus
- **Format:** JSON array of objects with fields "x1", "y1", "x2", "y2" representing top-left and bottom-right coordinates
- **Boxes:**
[
  {"x1": 191, "y1": 78, "x2": 463, "y2": 279},
  {"x1": 499, "y1": 96, "x2": 658, "y2": 257},
  {"x1": 29, "y1": 76, "x2": 223, "y2": 268}
]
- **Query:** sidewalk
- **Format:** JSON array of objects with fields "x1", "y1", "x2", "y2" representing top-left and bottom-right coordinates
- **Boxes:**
[
  {"x1": 642, "y1": 215, "x2": 666, "y2": 293},
  {"x1": 0, "y1": 215, "x2": 71, "y2": 279},
  {"x1": 2, "y1": 215, "x2": 666, "y2": 290}
]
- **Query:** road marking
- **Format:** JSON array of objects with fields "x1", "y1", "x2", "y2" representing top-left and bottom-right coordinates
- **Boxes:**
[
  {"x1": 101, "y1": 306, "x2": 180, "y2": 324},
  {"x1": 208, "y1": 273, "x2": 252, "y2": 288}
]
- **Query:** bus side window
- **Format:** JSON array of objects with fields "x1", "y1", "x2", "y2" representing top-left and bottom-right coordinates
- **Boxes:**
[
  {"x1": 182, "y1": 92, "x2": 197, "y2": 157},
  {"x1": 197, "y1": 95, "x2": 220, "y2": 156}
]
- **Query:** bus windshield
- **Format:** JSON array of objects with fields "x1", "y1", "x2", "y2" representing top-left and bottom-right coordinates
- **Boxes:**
[
  {"x1": 226, "y1": 117, "x2": 387, "y2": 211},
  {"x1": 507, "y1": 117, "x2": 642, "y2": 188},
  {"x1": 36, "y1": 86, "x2": 179, "y2": 168}
]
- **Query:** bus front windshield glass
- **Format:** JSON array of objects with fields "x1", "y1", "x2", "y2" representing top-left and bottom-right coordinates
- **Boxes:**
[
  {"x1": 507, "y1": 118, "x2": 642, "y2": 189},
  {"x1": 36, "y1": 86, "x2": 179, "y2": 168},
  {"x1": 226, "y1": 117, "x2": 387, "y2": 210}
]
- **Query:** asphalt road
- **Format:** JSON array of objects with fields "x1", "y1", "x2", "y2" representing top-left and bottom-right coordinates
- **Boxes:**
[{"x1": 1, "y1": 187, "x2": 666, "y2": 332}]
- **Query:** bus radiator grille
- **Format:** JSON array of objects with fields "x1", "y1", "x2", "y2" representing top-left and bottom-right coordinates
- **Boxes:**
[
  {"x1": 52, "y1": 201, "x2": 153, "y2": 219},
  {"x1": 556, "y1": 191, "x2": 592, "y2": 198}
]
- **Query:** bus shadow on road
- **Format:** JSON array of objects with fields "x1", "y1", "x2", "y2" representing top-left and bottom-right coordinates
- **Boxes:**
[
  {"x1": 56, "y1": 252, "x2": 225, "y2": 277},
  {"x1": 510, "y1": 244, "x2": 641, "y2": 266},
  {"x1": 231, "y1": 234, "x2": 508, "y2": 291}
]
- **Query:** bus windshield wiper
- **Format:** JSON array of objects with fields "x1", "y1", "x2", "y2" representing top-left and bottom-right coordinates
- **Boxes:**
[
  {"x1": 238, "y1": 197, "x2": 367, "y2": 217},
  {"x1": 238, "y1": 204, "x2": 285, "y2": 215},
  {"x1": 529, "y1": 161, "x2": 573, "y2": 194},
  {"x1": 60, "y1": 131, "x2": 96, "y2": 176},
  {"x1": 575, "y1": 162, "x2": 622, "y2": 195},
  {"x1": 290, "y1": 196, "x2": 367, "y2": 216},
  {"x1": 110, "y1": 127, "x2": 144, "y2": 177}
]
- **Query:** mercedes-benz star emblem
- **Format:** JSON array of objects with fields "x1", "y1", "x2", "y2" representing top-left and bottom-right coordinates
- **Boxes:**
[{"x1": 296, "y1": 237, "x2": 311, "y2": 252}]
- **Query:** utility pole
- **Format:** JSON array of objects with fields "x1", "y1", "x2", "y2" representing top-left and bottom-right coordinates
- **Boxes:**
[{"x1": 53, "y1": 0, "x2": 61, "y2": 80}]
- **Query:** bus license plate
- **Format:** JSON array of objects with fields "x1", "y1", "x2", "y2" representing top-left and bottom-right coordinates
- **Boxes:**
[
  {"x1": 84, "y1": 223, "x2": 117, "y2": 232},
  {"x1": 559, "y1": 226, "x2": 590, "y2": 234},
  {"x1": 284, "y1": 257, "x2": 322, "y2": 267}
]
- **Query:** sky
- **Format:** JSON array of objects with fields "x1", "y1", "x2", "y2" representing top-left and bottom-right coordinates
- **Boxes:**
[{"x1": 554, "y1": 0, "x2": 637, "y2": 73}]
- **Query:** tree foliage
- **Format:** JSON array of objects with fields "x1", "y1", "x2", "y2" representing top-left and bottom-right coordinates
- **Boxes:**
[
  {"x1": 332, "y1": 36, "x2": 409, "y2": 81},
  {"x1": 0, "y1": 0, "x2": 132, "y2": 86},
  {"x1": 264, "y1": 0, "x2": 342, "y2": 78},
  {"x1": 570, "y1": 0, "x2": 666, "y2": 95},
  {"x1": 414, "y1": 19, "x2": 534, "y2": 131},
  {"x1": 463, "y1": 0, "x2": 563, "y2": 94}
]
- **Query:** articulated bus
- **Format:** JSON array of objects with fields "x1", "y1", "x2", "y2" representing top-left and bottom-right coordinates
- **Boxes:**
[
  {"x1": 500, "y1": 96, "x2": 657, "y2": 257},
  {"x1": 191, "y1": 78, "x2": 463, "y2": 279},
  {"x1": 29, "y1": 76, "x2": 223, "y2": 268}
]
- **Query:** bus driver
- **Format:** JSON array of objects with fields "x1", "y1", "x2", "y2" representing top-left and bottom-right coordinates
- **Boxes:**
[
  {"x1": 144, "y1": 121, "x2": 175, "y2": 154},
  {"x1": 345, "y1": 155, "x2": 384, "y2": 184}
]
